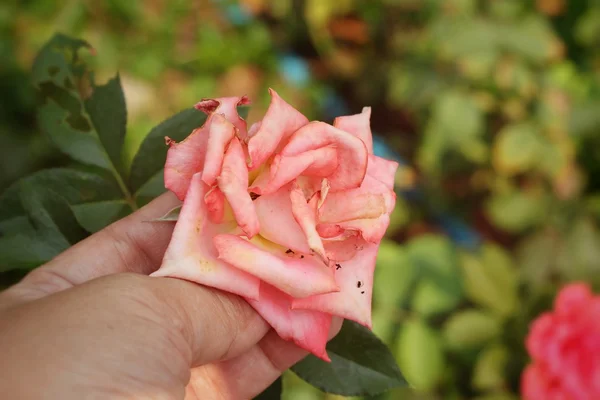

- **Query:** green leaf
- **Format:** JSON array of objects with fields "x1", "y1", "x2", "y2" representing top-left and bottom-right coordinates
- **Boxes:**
[
  {"x1": 443, "y1": 309, "x2": 501, "y2": 350},
  {"x1": 19, "y1": 181, "x2": 88, "y2": 245},
  {"x1": 128, "y1": 108, "x2": 207, "y2": 194},
  {"x1": 291, "y1": 320, "x2": 406, "y2": 396},
  {"x1": 459, "y1": 244, "x2": 518, "y2": 317},
  {"x1": 253, "y1": 377, "x2": 282, "y2": 400},
  {"x1": 0, "y1": 234, "x2": 64, "y2": 272},
  {"x1": 485, "y1": 189, "x2": 548, "y2": 233},
  {"x1": 472, "y1": 344, "x2": 509, "y2": 391},
  {"x1": 37, "y1": 98, "x2": 111, "y2": 169},
  {"x1": 32, "y1": 34, "x2": 138, "y2": 213},
  {"x1": 85, "y1": 75, "x2": 128, "y2": 175},
  {"x1": 395, "y1": 318, "x2": 445, "y2": 392},
  {"x1": 412, "y1": 280, "x2": 460, "y2": 317},
  {"x1": 493, "y1": 123, "x2": 543, "y2": 176},
  {"x1": 405, "y1": 234, "x2": 462, "y2": 305},
  {"x1": 31, "y1": 34, "x2": 91, "y2": 88},
  {"x1": 0, "y1": 168, "x2": 123, "y2": 271},
  {"x1": 72, "y1": 201, "x2": 129, "y2": 232}
]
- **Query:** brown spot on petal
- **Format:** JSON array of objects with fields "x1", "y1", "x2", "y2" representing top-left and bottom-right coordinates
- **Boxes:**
[
  {"x1": 250, "y1": 192, "x2": 261, "y2": 200},
  {"x1": 285, "y1": 249, "x2": 294, "y2": 254},
  {"x1": 335, "y1": 263, "x2": 342, "y2": 270},
  {"x1": 357, "y1": 281, "x2": 362, "y2": 288}
]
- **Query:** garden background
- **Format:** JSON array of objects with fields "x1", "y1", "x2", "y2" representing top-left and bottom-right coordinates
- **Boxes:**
[{"x1": 2, "y1": 0, "x2": 600, "y2": 399}]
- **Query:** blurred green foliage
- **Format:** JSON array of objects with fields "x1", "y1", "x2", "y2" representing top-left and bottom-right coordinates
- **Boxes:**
[{"x1": 3, "y1": 0, "x2": 600, "y2": 399}]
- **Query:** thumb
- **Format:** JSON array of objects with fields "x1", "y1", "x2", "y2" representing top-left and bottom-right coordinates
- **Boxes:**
[{"x1": 142, "y1": 274, "x2": 271, "y2": 366}]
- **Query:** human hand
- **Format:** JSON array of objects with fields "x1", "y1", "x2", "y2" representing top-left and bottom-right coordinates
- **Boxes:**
[{"x1": 0, "y1": 192, "x2": 341, "y2": 399}]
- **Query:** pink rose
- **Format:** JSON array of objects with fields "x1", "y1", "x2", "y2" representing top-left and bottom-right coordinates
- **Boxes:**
[
  {"x1": 522, "y1": 283, "x2": 600, "y2": 400},
  {"x1": 151, "y1": 89, "x2": 398, "y2": 361}
]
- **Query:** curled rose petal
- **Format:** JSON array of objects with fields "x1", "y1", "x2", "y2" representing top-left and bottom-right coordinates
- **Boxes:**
[
  {"x1": 281, "y1": 122, "x2": 368, "y2": 191},
  {"x1": 334, "y1": 107, "x2": 373, "y2": 154},
  {"x1": 195, "y1": 95, "x2": 250, "y2": 138},
  {"x1": 201, "y1": 114, "x2": 236, "y2": 187},
  {"x1": 152, "y1": 173, "x2": 260, "y2": 299},
  {"x1": 218, "y1": 137, "x2": 260, "y2": 238},
  {"x1": 214, "y1": 234, "x2": 338, "y2": 299},
  {"x1": 292, "y1": 242, "x2": 379, "y2": 328},
  {"x1": 247, "y1": 282, "x2": 332, "y2": 361},
  {"x1": 246, "y1": 88, "x2": 309, "y2": 169},
  {"x1": 290, "y1": 184, "x2": 327, "y2": 262},
  {"x1": 204, "y1": 186, "x2": 226, "y2": 224},
  {"x1": 164, "y1": 123, "x2": 210, "y2": 201},
  {"x1": 254, "y1": 185, "x2": 312, "y2": 254},
  {"x1": 250, "y1": 147, "x2": 338, "y2": 195},
  {"x1": 366, "y1": 155, "x2": 399, "y2": 190}
]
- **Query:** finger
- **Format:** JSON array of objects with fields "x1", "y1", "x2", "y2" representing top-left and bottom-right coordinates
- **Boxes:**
[
  {"x1": 6, "y1": 192, "x2": 180, "y2": 301},
  {"x1": 185, "y1": 317, "x2": 344, "y2": 399}
]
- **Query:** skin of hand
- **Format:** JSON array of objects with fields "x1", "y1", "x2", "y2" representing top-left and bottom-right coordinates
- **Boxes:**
[{"x1": 0, "y1": 192, "x2": 342, "y2": 400}]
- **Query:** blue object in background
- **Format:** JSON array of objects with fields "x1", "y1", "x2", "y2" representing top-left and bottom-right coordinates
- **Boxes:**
[
  {"x1": 212, "y1": 0, "x2": 253, "y2": 26},
  {"x1": 278, "y1": 54, "x2": 311, "y2": 87}
]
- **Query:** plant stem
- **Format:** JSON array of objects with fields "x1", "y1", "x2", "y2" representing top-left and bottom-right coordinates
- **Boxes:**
[{"x1": 111, "y1": 168, "x2": 138, "y2": 211}]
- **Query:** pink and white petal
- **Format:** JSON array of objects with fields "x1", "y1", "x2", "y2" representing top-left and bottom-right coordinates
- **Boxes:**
[
  {"x1": 366, "y1": 155, "x2": 399, "y2": 190},
  {"x1": 204, "y1": 186, "x2": 226, "y2": 224},
  {"x1": 164, "y1": 122, "x2": 211, "y2": 200},
  {"x1": 246, "y1": 88, "x2": 309, "y2": 170},
  {"x1": 318, "y1": 192, "x2": 388, "y2": 224},
  {"x1": 292, "y1": 242, "x2": 379, "y2": 328},
  {"x1": 218, "y1": 137, "x2": 260, "y2": 238},
  {"x1": 248, "y1": 148, "x2": 336, "y2": 195},
  {"x1": 152, "y1": 173, "x2": 260, "y2": 299},
  {"x1": 214, "y1": 234, "x2": 338, "y2": 298},
  {"x1": 201, "y1": 114, "x2": 236, "y2": 187},
  {"x1": 253, "y1": 185, "x2": 312, "y2": 254},
  {"x1": 247, "y1": 283, "x2": 332, "y2": 361},
  {"x1": 333, "y1": 107, "x2": 373, "y2": 154},
  {"x1": 281, "y1": 122, "x2": 368, "y2": 191},
  {"x1": 324, "y1": 234, "x2": 366, "y2": 262},
  {"x1": 316, "y1": 224, "x2": 345, "y2": 239},
  {"x1": 322, "y1": 214, "x2": 391, "y2": 244},
  {"x1": 195, "y1": 96, "x2": 250, "y2": 138},
  {"x1": 290, "y1": 184, "x2": 327, "y2": 261},
  {"x1": 318, "y1": 172, "x2": 396, "y2": 225}
]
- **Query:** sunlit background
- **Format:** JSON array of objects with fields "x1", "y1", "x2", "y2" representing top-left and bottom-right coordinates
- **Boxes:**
[{"x1": 3, "y1": 0, "x2": 600, "y2": 399}]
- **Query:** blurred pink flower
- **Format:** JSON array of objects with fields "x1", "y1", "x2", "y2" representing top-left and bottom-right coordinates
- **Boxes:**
[
  {"x1": 522, "y1": 283, "x2": 600, "y2": 400},
  {"x1": 151, "y1": 89, "x2": 398, "y2": 361}
]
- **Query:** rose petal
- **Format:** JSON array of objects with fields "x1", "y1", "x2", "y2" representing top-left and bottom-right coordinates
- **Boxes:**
[
  {"x1": 247, "y1": 88, "x2": 309, "y2": 169},
  {"x1": 250, "y1": 147, "x2": 338, "y2": 195},
  {"x1": 292, "y1": 242, "x2": 379, "y2": 328},
  {"x1": 254, "y1": 185, "x2": 312, "y2": 254},
  {"x1": 204, "y1": 186, "x2": 225, "y2": 224},
  {"x1": 152, "y1": 173, "x2": 260, "y2": 299},
  {"x1": 218, "y1": 137, "x2": 260, "y2": 238},
  {"x1": 290, "y1": 184, "x2": 327, "y2": 262},
  {"x1": 324, "y1": 234, "x2": 366, "y2": 262},
  {"x1": 319, "y1": 192, "x2": 388, "y2": 224},
  {"x1": 247, "y1": 282, "x2": 332, "y2": 361},
  {"x1": 201, "y1": 114, "x2": 236, "y2": 187},
  {"x1": 366, "y1": 155, "x2": 399, "y2": 190},
  {"x1": 555, "y1": 283, "x2": 593, "y2": 318},
  {"x1": 195, "y1": 95, "x2": 250, "y2": 138},
  {"x1": 213, "y1": 233, "x2": 338, "y2": 299},
  {"x1": 332, "y1": 214, "x2": 392, "y2": 243},
  {"x1": 281, "y1": 122, "x2": 368, "y2": 191},
  {"x1": 164, "y1": 123, "x2": 210, "y2": 201},
  {"x1": 333, "y1": 107, "x2": 373, "y2": 154}
]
